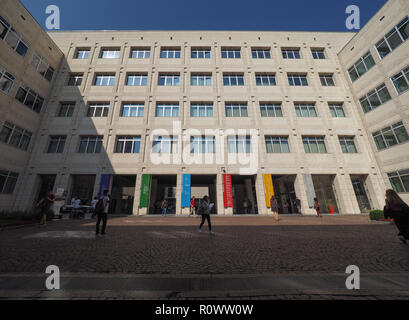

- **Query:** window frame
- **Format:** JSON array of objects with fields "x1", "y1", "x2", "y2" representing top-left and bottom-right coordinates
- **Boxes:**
[
  {"x1": 265, "y1": 136, "x2": 290, "y2": 153},
  {"x1": 47, "y1": 135, "x2": 66, "y2": 153},
  {"x1": 115, "y1": 136, "x2": 141, "y2": 154},
  {"x1": 225, "y1": 103, "x2": 248, "y2": 117}
]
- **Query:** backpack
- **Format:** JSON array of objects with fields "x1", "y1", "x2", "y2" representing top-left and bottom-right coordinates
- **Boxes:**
[{"x1": 95, "y1": 198, "x2": 105, "y2": 213}]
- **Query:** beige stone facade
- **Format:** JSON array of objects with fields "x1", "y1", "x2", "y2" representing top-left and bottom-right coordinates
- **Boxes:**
[{"x1": 1, "y1": 0, "x2": 408, "y2": 215}]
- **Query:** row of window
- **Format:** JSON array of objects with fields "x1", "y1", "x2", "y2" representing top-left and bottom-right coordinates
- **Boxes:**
[
  {"x1": 0, "y1": 121, "x2": 32, "y2": 151},
  {"x1": 388, "y1": 169, "x2": 409, "y2": 194},
  {"x1": 74, "y1": 47, "x2": 327, "y2": 61},
  {"x1": 0, "y1": 169, "x2": 19, "y2": 194},
  {"x1": 57, "y1": 101, "x2": 347, "y2": 119},
  {"x1": 30, "y1": 52, "x2": 55, "y2": 82},
  {"x1": 45, "y1": 134, "x2": 359, "y2": 155},
  {"x1": 69, "y1": 72, "x2": 336, "y2": 88},
  {"x1": 0, "y1": 15, "x2": 29, "y2": 57},
  {"x1": 372, "y1": 121, "x2": 409, "y2": 151}
]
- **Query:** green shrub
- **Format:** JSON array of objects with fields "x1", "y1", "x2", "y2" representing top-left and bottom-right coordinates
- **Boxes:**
[{"x1": 369, "y1": 210, "x2": 384, "y2": 221}]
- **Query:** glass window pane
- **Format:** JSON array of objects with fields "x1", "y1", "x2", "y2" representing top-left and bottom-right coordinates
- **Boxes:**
[{"x1": 394, "y1": 126, "x2": 409, "y2": 143}]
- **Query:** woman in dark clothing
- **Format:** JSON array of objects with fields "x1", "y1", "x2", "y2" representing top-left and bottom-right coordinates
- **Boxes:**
[
  {"x1": 384, "y1": 189, "x2": 409, "y2": 244},
  {"x1": 36, "y1": 190, "x2": 55, "y2": 226}
]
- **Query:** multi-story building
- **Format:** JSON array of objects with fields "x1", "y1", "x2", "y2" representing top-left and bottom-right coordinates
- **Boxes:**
[
  {"x1": 0, "y1": 0, "x2": 63, "y2": 210},
  {"x1": 1, "y1": 0, "x2": 408, "y2": 216}
]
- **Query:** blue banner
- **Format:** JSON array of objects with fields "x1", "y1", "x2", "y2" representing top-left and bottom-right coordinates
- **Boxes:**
[
  {"x1": 98, "y1": 174, "x2": 111, "y2": 198},
  {"x1": 181, "y1": 174, "x2": 191, "y2": 208}
]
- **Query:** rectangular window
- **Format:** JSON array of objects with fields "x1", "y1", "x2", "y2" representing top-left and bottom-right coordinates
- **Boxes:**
[
  {"x1": 152, "y1": 136, "x2": 178, "y2": 153},
  {"x1": 0, "y1": 121, "x2": 32, "y2": 151},
  {"x1": 339, "y1": 136, "x2": 357, "y2": 153},
  {"x1": 0, "y1": 16, "x2": 29, "y2": 57},
  {"x1": 319, "y1": 74, "x2": 335, "y2": 86},
  {"x1": 158, "y1": 73, "x2": 180, "y2": 86},
  {"x1": 160, "y1": 48, "x2": 181, "y2": 59},
  {"x1": 190, "y1": 136, "x2": 215, "y2": 154},
  {"x1": 67, "y1": 73, "x2": 83, "y2": 86},
  {"x1": 191, "y1": 48, "x2": 211, "y2": 59},
  {"x1": 130, "y1": 48, "x2": 150, "y2": 59},
  {"x1": 223, "y1": 73, "x2": 244, "y2": 86},
  {"x1": 115, "y1": 136, "x2": 141, "y2": 154},
  {"x1": 126, "y1": 73, "x2": 147, "y2": 86},
  {"x1": 388, "y1": 169, "x2": 409, "y2": 193},
  {"x1": 0, "y1": 169, "x2": 18, "y2": 194},
  {"x1": 121, "y1": 103, "x2": 144, "y2": 117},
  {"x1": 295, "y1": 103, "x2": 317, "y2": 117},
  {"x1": 348, "y1": 51, "x2": 376, "y2": 82},
  {"x1": 260, "y1": 103, "x2": 282, "y2": 117},
  {"x1": 15, "y1": 85, "x2": 44, "y2": 113},
  {"x1": 282, "y1": 48, "x2": 301, "y2": 59},
  {"x1": 75, "y1": 48, "x2": 90, "y2": 59},
  {"x1": 372, "y1": 121, "x2": 409, "y2": 151},
  {"x1": 328, "y1": 103, "x2": 346, "y2": 118},
  {"x1": 0, "y1": 65, "x2": 15, "y2": 94},
  {"x1": 225, "y1": 103, "x2": 248, "y2": 117},
  {"x1": 376, "y1": 17, "x2": 409, "y2": 59},
  {"x1": 359, "y1": 83, "x2": 392, "y2": 113},
  {"x1": 288, "y1": 74, "x2": 308, "y2": 86},
  {"x1": 57, "y1": 102, "x2": 75, "y2": 117},
  {"x1": 190, "y1": 73, "x2": 212, "y2": 86},
  {"x1": 251, "y1": 49, "x2": 271, "y2": 59},
  {"x1": 265, "y1": 136, "x2": 290, "y2": 153},
  {"x1": 303, "y1": 136, "x2": 327, "y2": 153},
  {"x1": 94, "y1": 74, "x2": 115, "y2": 86},
  {"x1": 255, "y1": 73, "x2": 276, "y2": 86},
  {"x1": 100, "y1": 48, "x2": 121, "y2": 59},
  {"x1": 31, "y1": 52, "x2": 54, "y2": 82},
  {"x1": 227, "y1": 136, "x2": 251, "y2": 153},
  {"x1": 47, "y1": 135, "x2": 66, "y2": 153},
  {"x1": 156, "y1": 103, "x2": 179, "y2": 117},
  {"x1": 78, "y1": 136, "x2": 103, "y2": 153},
  {"x1": 221, "y1": 48, "x2": 241, "y2": 59},
  {"x1": 190, "y1": 103, "x2": 213, "y2": 117},
  {"x1": 391, "y1": 66, "x2": 409, "y2": 95},
  {"x1": 87, "y1": 103, "x2": 110, "y2": 117},
  {"x1": 311, "y1": 49, "x2": 325, "y2": 59}
]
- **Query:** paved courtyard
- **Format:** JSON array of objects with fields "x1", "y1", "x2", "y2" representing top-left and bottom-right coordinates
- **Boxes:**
[{"x1": 0, "y1": 215, "x2": 409, "y2": 299}]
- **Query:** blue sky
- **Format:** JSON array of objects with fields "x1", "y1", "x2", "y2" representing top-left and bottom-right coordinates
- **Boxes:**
[{"x1": 21, "y1": 0, "x2": 387, "y2": 31}]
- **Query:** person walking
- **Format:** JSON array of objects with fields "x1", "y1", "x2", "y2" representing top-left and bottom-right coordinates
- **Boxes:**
[
  {"x1": 37, "y1": 190, "x2": 55, "y2": 226},
  {"x1": 295, "y1": 198, "x2": 302, "y2": 214},
  {"x1": 314, "y1": 197, "x2": 321, "y2": 218},
  {"x1": 161, "y1": 199, "x2": 168, "y2": 216},
  {"x1": 95, "y1": 190, "x2": 110, "y2": 236},
  {"x1": 198, "y1": 196, "x2": 214, "y2": 235},
  {"x1": 190, "y1": 197, "x2": 196, "y2": 216},
  {"x1": 270, "y1": 196, "x2": 279, "y2": 221},
  {"x1": 383, "y1": 189, "x2": 409, "y2": 244}
]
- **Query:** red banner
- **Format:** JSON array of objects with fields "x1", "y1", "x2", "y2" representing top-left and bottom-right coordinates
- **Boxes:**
[{"x1": 223, "y1": 174, "x2": 233, "y2": 208}]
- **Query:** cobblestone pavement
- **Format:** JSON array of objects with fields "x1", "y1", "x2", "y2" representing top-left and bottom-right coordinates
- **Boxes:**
[{"x1": 0, "y1": 215, "x2": 408, "y2": 299}]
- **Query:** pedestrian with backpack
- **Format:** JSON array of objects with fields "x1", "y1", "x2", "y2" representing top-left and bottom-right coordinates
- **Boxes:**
[
  {"x1": 95, "y1": 190, "x2": 110, "y2": 236},
  {"x1": 198, "y1": 195, "x2": 214, "y2": 235}
]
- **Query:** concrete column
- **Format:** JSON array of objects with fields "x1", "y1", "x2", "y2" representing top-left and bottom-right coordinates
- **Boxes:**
[
  {"x1": 132, "y1": 173, "x2": 142, "y2": 215},
  {"x1": 366, "y1": 173, "x2": 386, "y2": 210},
  {"x1": 295, "y1": 174, "x2": 314, "y2": 215},
  {"x1": 14, "y1": 173, "x2": 39, "y2": 211},
  {"x1": 176, "y1": 173, "x2": 183, "y2": 215},
  {"x1": 334, "y1": 174, "x2": 360, "y2": 214},
  {"x1": 216, "y1": 172, "x2": 225, "y2": 215},
  {"x1": 255, "y1": 173, "x2": 268, "y2": 215}
]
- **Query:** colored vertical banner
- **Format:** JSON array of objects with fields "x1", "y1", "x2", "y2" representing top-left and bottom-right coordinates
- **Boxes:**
[
  {"x1": 139, "y1": 174, "x2": 151, "y2": 208},
  {"x1": 223, "y1": 174, "x2": 233, "y2": 208},
  {"x1": 263, "y1": 174, "x2": 275, "y2": 207},
  {"x1": 98, "y1": 174, "x2": 111, "y2": 198},
  {"x1": 303, "y1": 174, "x2": 316, "y2": 208},
  {"x1": 181, "y1": 174, "x2": 191, "y2": 208}
]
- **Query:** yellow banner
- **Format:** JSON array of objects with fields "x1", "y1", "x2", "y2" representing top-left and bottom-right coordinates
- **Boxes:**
[{"x1": 263, "y1": 174, "x2": 275, "y2": 207}]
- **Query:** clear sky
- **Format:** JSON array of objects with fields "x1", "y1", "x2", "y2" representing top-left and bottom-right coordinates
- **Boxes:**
[{"x1": 20, "y1": 0, "x2": 387, "y2": 31}]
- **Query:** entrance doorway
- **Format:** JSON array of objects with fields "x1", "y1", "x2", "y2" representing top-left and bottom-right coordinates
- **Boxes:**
[
  {"x1": 110, "y1": 175, "x2": 136, "y2": 214},
  {"x1": 272, "y1": 175, "x2": 298, "y2": 214},
  {"x1": 312, "y1": 175, "x2": 339, "y2": 213},
  {"x1": 149, "y1": 175, "x2": 177, "y2": 214},
  {"x1": 36, "y1": 175, "x2": 56, "y2": 203},
  {"x1": 70, "y1": 175, "x2": 96, "y2": 205},
  {"x1": 191, "y1": 175, "x2": 217, "y2": 214},
  {"x1": 351, "y1": 175, "x2": 372, "y2": 213},
  {"x1": 232, "y1": 175, "x2": 258, "y2": 214}
]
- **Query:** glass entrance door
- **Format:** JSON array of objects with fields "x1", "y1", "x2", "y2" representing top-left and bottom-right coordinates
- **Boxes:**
[{"x1": 351, "y1": 177, "x2": 371, "y2": 213}]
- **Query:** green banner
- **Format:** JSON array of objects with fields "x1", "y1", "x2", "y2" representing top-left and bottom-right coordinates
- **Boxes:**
[{"x1": 139, "y1": 174, "x2": 151, "y2": 208}]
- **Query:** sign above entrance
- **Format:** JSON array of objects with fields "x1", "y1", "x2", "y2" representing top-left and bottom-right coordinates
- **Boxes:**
[{"x1": 223, "y1": 174, "x2": 233, "y2": 208}]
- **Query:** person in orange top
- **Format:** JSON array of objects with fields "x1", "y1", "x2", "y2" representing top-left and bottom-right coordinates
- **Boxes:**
[
  {"x1": 190, "y1": 197, "x2": 196, "y2": 216},
  {"x1": 314, "y1": 197, "x2": 321, "y2": 218}
]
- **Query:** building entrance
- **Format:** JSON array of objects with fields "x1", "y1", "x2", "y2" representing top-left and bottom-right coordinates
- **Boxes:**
[
  {"x1": 35, "y1": 174, "x2": 56, "y2": 203},
  {"x1": 312, "y1": 175, "x2": 339, "y2": 213},
  {"x1": 272, "y1": 175, "x2": 298, "y2": 214},
  {"x1": 110, "y1": 175, "x2": 136, "y2": 214},
  {"x1": 69, "y1": 175, "x2": 96, "y2": 205},
  {"x1": 351, "y1": 175, "x2": 372, "y2": 213},
  {"x1": 149, "y1": 175, "x2": 177, "y2": 214},
  {"x1": 191, "y1": 175, "x2": 217, "y2": 214},
  {"x1": 231, "y1": 175, "x2": 258, "y2": 214}
]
